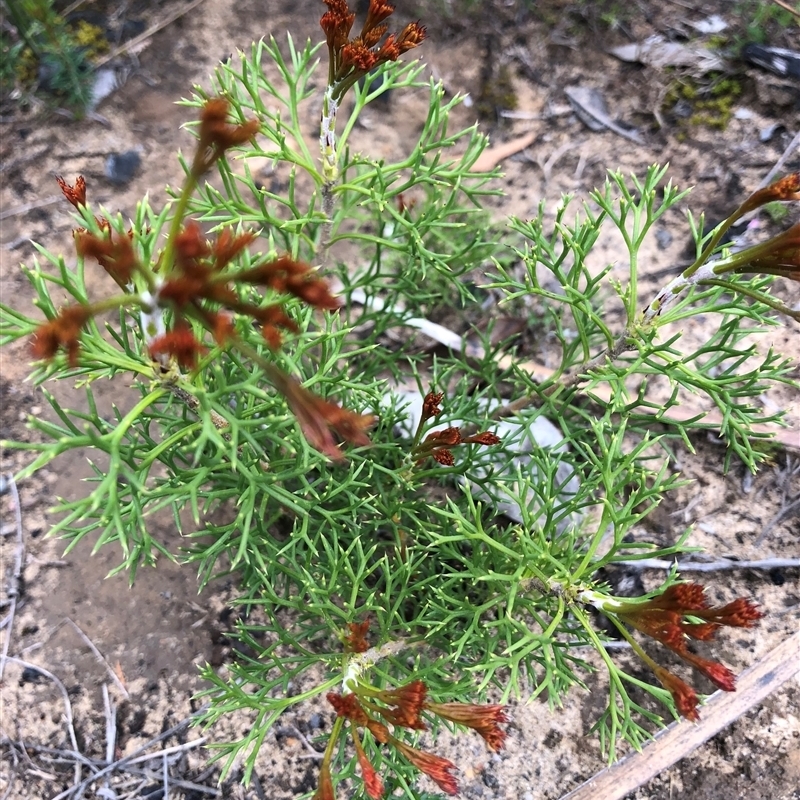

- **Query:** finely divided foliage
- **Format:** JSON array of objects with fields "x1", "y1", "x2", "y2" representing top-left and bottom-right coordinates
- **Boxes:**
[{"x1": 1, "y1": 1, "x2": 798, "y2": 796}]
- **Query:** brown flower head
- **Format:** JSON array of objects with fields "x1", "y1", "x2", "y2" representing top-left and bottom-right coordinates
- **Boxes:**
[
  {"x1": 426, "y1": 701, "x2": 509, "y2": 752},
  {"x1": 653, "y1": 665, "x2": 700, "y2": 722},
  {"x1": 369, "y1": 680, "x2": 428, "y2": 729},
  {"x1": 235, "y1": 256, "x2": 340, "y2": 310},
  {"x1": 56, "y1": 175, "x2": 87, "y2": 208},
  {"x1": 421, "y1": 390, "x2": 443, "y2": 421},
  {"x1": 394, "y1": 21, "x2": 427, "y2": 54},
  {"x1": 344, "y1": 619, "x2": 371, "y2": 653},
  {"x1": 463, "y1": 431, "x2": 502, "y2": 446},
  {"x1": 75, "y1": 228, "x2": 139, "y2": 288},
  {"x1": 696, "y1": 597, "x2": 764, "y2": 628},
  {"x1": 366, "y1": 718, "x2": 391, "y2": 744},
  {"x1": 213, "y1": 228, "x2": 258, "y2": 270},
  {"x1": 361, "y1": 0, "x2": 395, "y2": 37},
  {"x1": 194, "y1": 97, "x2": 259, "y2": 175},
  {"x1": 321, "y1": 0, "x2": 356, "y2": 53},
  {"x1": 268, "y1": 367, "x2": 375, "y2": 460},
  {"x1": 174, "y1": 220, "x2": 212, "y2": 275},
  {"x1": 389, "y1": 736, "x2": 459, "y2": 796},
  {"x1": 363, "y1": 23, "x2": 388, "y2": 49},
  {"x1": 739, "y1": 171, "x2": 800, "y2": 216},
  {"x1": 353, "y1": 730, "x2": 384, "y2": 799},
  {"x1": 148, "y1": 322, "x2": 207, "y2": 369},
  {"x1": 252, "y1": 304, "x2": 299, "y2": 350},
  {"x1": 341, "y1": 40, "x2": 379, "y2": 72},
  {"x1": 680, "y1": 651, "x2": 737, "y2": 692},
  {"x1": 327, "y1": 691, "x2": 371, "y2": 725},
  {"x1": 31, "y1": 305, "x2": 92, "y2": 366},
  {"x1": 207, "y1": 311, "x2": 236, "y2": 345}
]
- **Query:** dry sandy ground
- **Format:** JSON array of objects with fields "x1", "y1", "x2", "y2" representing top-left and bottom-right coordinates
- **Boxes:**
[{"x1": 1, "y1": 1, "x2": 799, "y2": 799}]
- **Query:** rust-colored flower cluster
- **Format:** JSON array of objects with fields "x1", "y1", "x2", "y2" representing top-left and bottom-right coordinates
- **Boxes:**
[
  {"x1": 31, "y1": 305, "x2": 92, "y2": 366},
  {"x1": 412, "y1": 390, "x2": 501, "y2": 466},
  {"x1": 319, "y1": 679, "x2": 508, "y2": 798},
  {"x1": 148, "y1": 220, "x2": 342, "y2": 367},
  {"x1": 31, "y1": 96, "x2": 375, "y2": 460},
  {"x1": 737, "y1": 170, "x2": 800, "y2": 215},
  {"x1": 192, "y1": 96, "x2": 260, "y2": 176},
  {"x1": 321, "y1": 0, "x2": 426, "y2": 95},
  {"x1": 609, "y1": 583, "x2": 763, "y2": 721},
  {"x1": 56, "y1": 175, "x2": 140, "y2": 290}
]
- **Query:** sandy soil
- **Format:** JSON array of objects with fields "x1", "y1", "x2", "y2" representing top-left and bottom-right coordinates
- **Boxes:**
[{"x1": 1, "y1": 1, "x2": 799, "y2": 799}]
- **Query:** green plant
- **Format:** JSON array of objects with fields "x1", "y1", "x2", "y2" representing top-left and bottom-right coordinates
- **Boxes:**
[
  {"x1": 734, "y1": 0, "x2": 798, "y2": 45},
  {"x1": 2, "y1": 1, "x2": 799, "y2": 797},
  {"x1": 2, "y1": 0, "x2": 96, "y2": 114}
]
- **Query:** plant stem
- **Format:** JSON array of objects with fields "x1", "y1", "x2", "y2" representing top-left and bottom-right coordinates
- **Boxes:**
[{"x1": 159, "y1": 173, "x2": 198, "y2": 275}]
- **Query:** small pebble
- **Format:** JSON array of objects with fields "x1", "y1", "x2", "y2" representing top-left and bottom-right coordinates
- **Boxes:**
[
  {"x1": 759, "y1": 123, "x2": 784, "y2": 142},
  {"x1": 119, "y1": 18, "x2": 146, "y2": 40},
  {"x1": 308, "y1": 712, "x2": 323, "y2": 730},
  {"x1": 20, "y1": 666, "x2": 47, "y2": 685},
  {"x1": 672, "y1": 99, "x2": 692, "y2": 119},
  {"x1": 655, "y1": 227, "x2": 673, "y2": 251},
  {"x1": 105, "y1": 150, "x2": 141, "y2": 185},
  {"x1": 482, "y1": 770, "x2": 500, "y2": 790}
]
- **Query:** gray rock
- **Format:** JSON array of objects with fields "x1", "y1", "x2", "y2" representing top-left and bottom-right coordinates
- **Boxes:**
[{"x1": 105, "y1": 150, "x2": 141, "y2": 185}]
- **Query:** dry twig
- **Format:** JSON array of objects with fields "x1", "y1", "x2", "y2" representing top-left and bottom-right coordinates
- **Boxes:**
[
  {"x1": 48, "y1": 710, "x2": 208, "y2": 800},
  {"x1": 614, "y1": 556, "x2": 800, "y2": 572},
  {"x1": 92, "y1": 0, "x2": 209, "y2": 69},
  {"x1": 62, "y1": 618, "x2": 130, "y2": 699},
  {"x1": 0, "y1": 475, "x2": 24, "y2": 683},
  {"x1": 2, "y1": 657, "x2": 84, "y2": 787}
]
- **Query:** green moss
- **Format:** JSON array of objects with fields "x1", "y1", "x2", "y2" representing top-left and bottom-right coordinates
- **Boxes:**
[
  {"x1": 663, "y1": 73, "x2": 743, "y2": 132},
  {"x1": 68, "y1": 20, "x2": 109, "y2": 57},
  {"x1": 14, "y1": 46, "x2": 38, "y2": 85}
]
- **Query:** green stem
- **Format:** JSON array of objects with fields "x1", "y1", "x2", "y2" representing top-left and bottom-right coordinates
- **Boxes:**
[
  {"x1": 109, "y1": 389, "x2": 167, "y2": 447},
  {"x1": 159, "y1": 172, "x2": 198, "y2": 276},
  {"x1": 698, "y1": 278, "x2": 800, "y2": 322},
  {"x1": 570, "y1": 504, "x2": 614, "y2": 581},
  {"x1": 322, "y1": 714, "x2": 344, "y2": 771},
  {"x1": 683, "y1": 204, "x2": 749, "y2": 279},
  {"x1": 604, "y1": 614, "x2": 664, "y2": 676}
]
